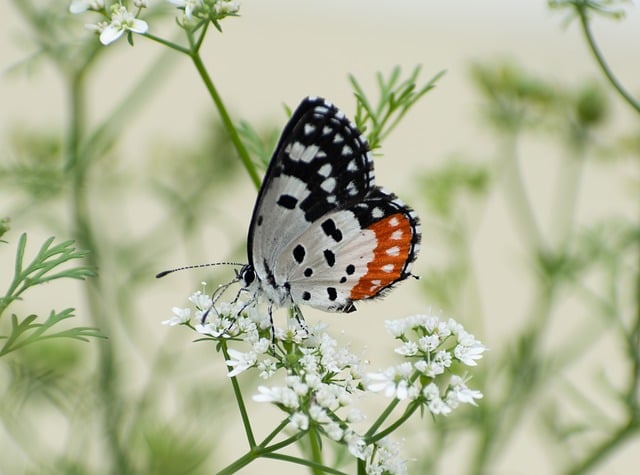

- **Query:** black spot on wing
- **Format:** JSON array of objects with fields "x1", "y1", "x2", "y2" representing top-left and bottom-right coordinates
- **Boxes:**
[
  {"x1": 277, "y1": 194, "x2": 298, "y2": 210},
  {"x1": 323, "y1": 249, "x2": 336, "y2": 267},
  {"x1": 321, "y1": 218, "x2": 342, "y2": 242},
  {"x1": 327, "y1": 287, "x2": 337, "y2": 301},
  {"x1": 293, "y1": 244, "x2": 305, "y2": 264}
]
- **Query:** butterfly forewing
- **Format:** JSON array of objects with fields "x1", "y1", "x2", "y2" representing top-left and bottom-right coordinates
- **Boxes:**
[{"x1": 248, "y1": 98, "x2": 374, "y2": 281}]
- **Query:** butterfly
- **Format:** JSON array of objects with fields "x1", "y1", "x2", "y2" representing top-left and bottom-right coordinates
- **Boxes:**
[
  {"x1": 235, "y1": 96, "x2": 421, "y2": 323},
  {"x1": 158, "y1": 96, "x2": 421, "y2": 329}
]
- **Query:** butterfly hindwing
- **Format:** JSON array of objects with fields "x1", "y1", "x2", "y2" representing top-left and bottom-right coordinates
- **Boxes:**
[{"x1": 282, "y1": 189, "x2": 420, "y2": 312}]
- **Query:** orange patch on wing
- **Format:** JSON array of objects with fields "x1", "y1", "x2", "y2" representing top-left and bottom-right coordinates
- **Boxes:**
[{"x1": 350, "y1": 213, "x2": 414, "y2": 300}]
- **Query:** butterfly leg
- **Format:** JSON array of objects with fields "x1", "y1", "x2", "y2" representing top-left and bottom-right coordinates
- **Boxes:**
[
  {"x1": 268, "y1": 302, "x2": 276, "y2": 345},
  {"x1": 291, "y1": 304, "x2": 309, "y2": 336}
]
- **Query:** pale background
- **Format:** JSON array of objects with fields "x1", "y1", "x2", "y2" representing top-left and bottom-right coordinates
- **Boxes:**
[{"x1": 1, "y1": 1, "x2": 638, "y2": 474}]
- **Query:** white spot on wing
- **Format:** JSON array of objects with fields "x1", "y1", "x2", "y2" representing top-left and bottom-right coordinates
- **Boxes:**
[
  {"x1": 304, "y1": 124, "x2": 316, "y2": 135},
  {"x1": 386, "y1": 246, "x2": 400, "y2": 256},
  {"x1": 341, "y1": 145, "x2": 353, "y2": 156},
  {"x1": 391, "y1": 230, "x2": 403, "y2": 240},
  {"x1": 318, "y1": 163, "x2": 332, "y2": 177},
  {"x1": 321, "y1": 177, "x2": 337, "y2": 193},
  {"x1": 322, "y1": 126, "x2": 332, "y2": 135},
  {"x1": 347, "y1": 159, "x2": 358, "y2": 171},
  {"x1": 333, "y1": 134, "x2": 344, "y2": 144},
  {"x1": 388, "y1": 216, "x2": 400, "y2": 227},
  {"x1": 382, "y1": 264, "x2": 394, "y2": 273},
  {"x1": 289, "y1": 142, "x2": 321, "y2": 163},
  {"x1": 372, "y1": 207, "x2": 384, "y2": 219}
]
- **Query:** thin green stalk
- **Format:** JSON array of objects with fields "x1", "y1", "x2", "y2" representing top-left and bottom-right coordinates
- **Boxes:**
[
  {"x1": 365, "y1": 396, "x2": 402, "y2": 438},
  {"x1": 220, "y1": 342, "x2": 257, "y2": 448},
  {"x1": 368, "y1": 402, "x2": 420, "y2": 443},
  {"x1": 564, "y1": 418, "x2": 639, "y2": 475},
  {"x1": 262, "y1": 452, "x2": 349, "y2": 475},
  {"x1": 576, "y1": 5, "x2": 640, "y2": 114},
  {"x1": 144, "y1": 29, "x2": 260, "y2": 189},
  {"x1": 189, "y1": 51, "x2": 261, "y2": 189},
  {"x1": 66, "y1": 70, "x2": 130, "y2": 474},
  {"x1": 500, "y1": 133, "x2": 544, "y2": 250},
  {"x1": 307, "y1": 428, "x2": 324, "y2": 475},
  {"x1": 259, "y1": 418, "x2": 290, "y2": 447}
]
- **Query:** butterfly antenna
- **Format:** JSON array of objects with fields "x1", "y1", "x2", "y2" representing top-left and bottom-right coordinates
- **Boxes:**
[{"x1": 155, "y1": 262, "x2": 244, "y2": 279}]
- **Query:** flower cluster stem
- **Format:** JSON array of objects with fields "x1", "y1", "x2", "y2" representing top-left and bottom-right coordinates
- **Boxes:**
[{"x1": 575, "y1": 4, "x2": 640, "y2": 115}]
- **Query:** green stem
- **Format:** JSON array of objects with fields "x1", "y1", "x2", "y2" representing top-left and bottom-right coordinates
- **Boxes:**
[
  {"x1": 66, "y1": 69, "x2": 130, "y2": 474},
  {"x1": 365, "y1": 396, "x2": 402, "y2": 438},
  {"x1": 500, "y1": 133, "x2": 544, "y2": 251},
  {"x1": 220, "y1": 342, "x2": 257, "y2": 448},
  {"x1": 307, "y1": 428, "x2": 324, "y2": 475},
  {"x1": 563, "y1": 418, "x2": 639, "y2": 475},
  {"x1": 576, "y1": 5, "x2": 640, "y2": 115},
  {"x1": 369, "y1": 402, "x2": 420, "y2": 443},
  {"x1": 189, "y1": 51, "x2": 261, "y2": 189}
]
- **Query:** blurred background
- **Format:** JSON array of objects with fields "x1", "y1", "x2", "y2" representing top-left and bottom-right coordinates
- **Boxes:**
[{"x1": 1, "y1": 1, "x2": 638, "y2": 474}]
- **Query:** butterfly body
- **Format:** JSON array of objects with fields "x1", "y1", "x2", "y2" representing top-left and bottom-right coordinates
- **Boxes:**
[{"x1": 239, "y1": 96, "x2": 421, "y2": 315}]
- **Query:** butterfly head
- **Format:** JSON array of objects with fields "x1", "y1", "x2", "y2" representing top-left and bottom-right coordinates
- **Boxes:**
[{"x1": 238, "y1": 264, "x2": 258, "y2": 292}]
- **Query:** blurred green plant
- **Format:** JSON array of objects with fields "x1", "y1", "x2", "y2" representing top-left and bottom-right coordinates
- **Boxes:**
[
  {"x1": 414, "y1": 59, "x2": 639, "y2": 475},
  {"x1": 0, "y1": 233, "x2": 101, "y2": 357},
  {"x1": 350, "y1": 66, "x2": 445, "y2": 151}
]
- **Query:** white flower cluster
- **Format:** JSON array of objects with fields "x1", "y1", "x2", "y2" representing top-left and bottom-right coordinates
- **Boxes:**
[
  {"x1": 168, "y1": 0, "x2": 240, "y2": 22},
  {"x1": 69, "y1": 1, "x2": 149, "y2": 45},
  {"x1": 366, "y1": 313, "x2": 485, "y2": 415},
  {"x1": 68, "y1": 0, "x2": 240, "y2": 45},
  {"x1": 163, "y1": 289, "x2": 485, "y2": 473}
]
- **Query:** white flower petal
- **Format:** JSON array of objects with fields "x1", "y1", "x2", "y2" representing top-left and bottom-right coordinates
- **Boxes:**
[{"x1": 100, "y1": 25, "x2": 124, "y2": 45}]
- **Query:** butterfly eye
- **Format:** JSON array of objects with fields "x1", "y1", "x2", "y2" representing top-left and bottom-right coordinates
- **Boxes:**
[{"x1": 241, "y1": 266, "x2": 256, "y2": 287}]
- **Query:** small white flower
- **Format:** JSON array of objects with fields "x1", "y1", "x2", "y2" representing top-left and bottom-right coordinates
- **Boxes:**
[
  {"x1": 423, "y1": 382, "x2": 452, "y2": 415},
  {"x1": 69, "y1": 0, "x2": 104, "y2": 14},
  {"x1": 344, "y1": 429, "x2": 368, "y2": 459},
  {"x1": 289, "y1": 412, "x2": 309, "y2": 431},
  {"x1": 394, "y1": 341, "x2": 418, "y2": 356},
  {"x1": 346, "y1": 408, "x2": 365, "y2": 423},
  {"x1": 188, "y1": 290, "x2": 212, "y2": 310},
  {"x1": 309, "y1": 404, "x2": 330, "y2": 423},
  {"x1": 447, "y1": 375, "x2": 483, "y2": 406},
  {"x1": 257, "y1": 358, "x2": 277, "y2": 379},
  {"x1": 162, "y1": 306, "x2": 191, "y2": 326},
  {"x1": 427, "y1": 395, "x2": 452, "y2": 415},
  {"x1": 214, "y1": 0, "x2": 240, "y2": 15},
  {"x1": 367, "y1": 362, "x2": 413, "y2": 400},
  {"x1": 454, "y1": 333, "x2": 486, "y2": 366},
  {"x1": 253, "y1": 385, "x2": 300, "y2": 409},
  {"x1": 384, "y1": 318, "x2": 409, "y2": 337},
  {"x1": 252, "y1": 337, "x2": 271, "y2": 354},
  {"x1": 417, "y1": 334, "x2": 440, "y2": 352},
  {"x1": 225, "y1": 348, "x2": 257, "y2": 377},
  {"x1": 100, "y1": 5, "x2": 148, "y2": 45},
  {"x1": 167, "y1": 0, "x2": 203, "y2": 21},
  {"x1": 133, "y1": 0, "x2": 148, "y2": 7},
  {"x1": 414, "y1": 359, "x2": 444, "y2": 378},
  {"x1": 85, "y1": 21, "x2": 109, "y2": 34},
  {"x1": 286, "y1": 375, "x2": 309, "y2": 396},
  {"x1": 325, "y1": 421, "x2": 344, "y2": 441}
]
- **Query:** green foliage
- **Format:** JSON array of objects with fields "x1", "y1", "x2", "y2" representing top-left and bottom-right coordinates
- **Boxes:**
[
  {"x1": 350, "y1": 66, "x2": 446, "y2": 150},
  {"x1": 0, "y1": 233, "x2": 102, "y2": 358},
  {"x1": 414, "y1": 59, "x2": 639, "y2": 474}
]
